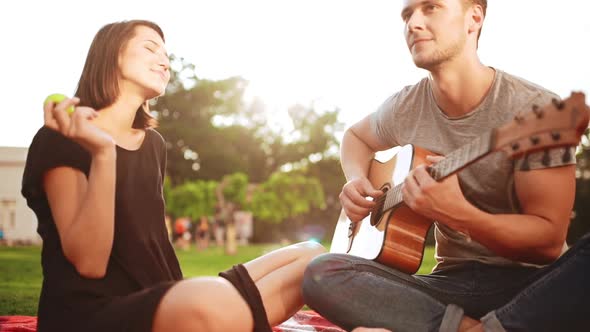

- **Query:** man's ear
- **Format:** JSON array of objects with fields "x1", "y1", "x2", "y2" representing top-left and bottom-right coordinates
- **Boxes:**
[{"x1": 467, "y1": 4, "x2": 484, "y2": 35}]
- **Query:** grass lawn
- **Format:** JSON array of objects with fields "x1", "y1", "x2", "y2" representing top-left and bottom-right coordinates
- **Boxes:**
[{"x1": 0, "y1": 244, "x2": 436, "y2": 316}]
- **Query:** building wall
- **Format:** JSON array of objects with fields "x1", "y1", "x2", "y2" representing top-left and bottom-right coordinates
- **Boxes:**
[{"x1": 0, "y1": 147, "x2": 40, "y2": 244}]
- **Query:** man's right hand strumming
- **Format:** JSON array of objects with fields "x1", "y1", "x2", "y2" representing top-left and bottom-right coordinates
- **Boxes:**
[{"x1": 339, "y1": 177, "x2": 383, "y2": 223}]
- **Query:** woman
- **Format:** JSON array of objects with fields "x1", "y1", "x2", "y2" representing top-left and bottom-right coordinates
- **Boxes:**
[{"x1": 22, "y1": 19, "x2": 325, "y2": 332}]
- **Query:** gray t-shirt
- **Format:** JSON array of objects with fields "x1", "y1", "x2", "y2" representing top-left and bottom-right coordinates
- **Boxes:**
[{"x1": 371, "y1": 69, "x2": 575, "y2": 270}]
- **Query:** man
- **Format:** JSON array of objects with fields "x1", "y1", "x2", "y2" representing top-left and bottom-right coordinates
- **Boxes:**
[{"x1": 302, "y1": 0, "x2": 580, "y2": 331}]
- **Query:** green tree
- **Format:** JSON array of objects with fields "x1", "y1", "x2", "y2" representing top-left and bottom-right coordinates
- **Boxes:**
[
  {"x1": 153, "y1": 55, "x2": 268, "y2": 184},
  {"x1": 248, "y1": 172, "x2": 325, "y2": 223},
  {"x1": 220, "y1": 172, "x2": 250, "y2": 207},
  {"x1": 153, "y1": 55, "x2": 346, "y2": 242},
  {"x1": 166, "y1": 180, "x2": 218, "y2": 220},
  {"x1": 152, "y1": 55, "x2": 344, "y2": 184},
  {"x1": 263, "y1": 104, "x2": 343, "y2": 170}
]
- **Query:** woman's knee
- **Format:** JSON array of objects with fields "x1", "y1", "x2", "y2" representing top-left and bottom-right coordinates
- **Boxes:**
[
  {"x1": 153, "y1": 277, "x2": 252, "y2": 332},
  {"x1": 294, "y1": 240, "x2": 327, "y2": 261}
]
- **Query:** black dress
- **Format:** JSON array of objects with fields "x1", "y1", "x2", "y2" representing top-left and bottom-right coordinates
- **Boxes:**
[{"x1": 21, "y1": 127, "x2": 183, "y2": 332}]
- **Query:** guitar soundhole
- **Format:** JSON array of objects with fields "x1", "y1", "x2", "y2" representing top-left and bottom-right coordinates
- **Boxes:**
[{"x1": 370, "y1": 185, "x2": 390, "y2": 226}]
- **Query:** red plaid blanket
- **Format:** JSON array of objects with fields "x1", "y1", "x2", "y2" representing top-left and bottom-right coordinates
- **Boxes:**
[
  {"x1": 0, "y1": 316, "x2": 36, "y2": 332},
  {"x1": 273, "y1": 310, "x2": 345, "y2": 332},
  {"x1": 0, "y1": 311, "x2": 344, "y2": 332}
]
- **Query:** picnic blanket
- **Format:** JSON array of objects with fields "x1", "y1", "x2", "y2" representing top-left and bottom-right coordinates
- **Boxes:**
[
  {"x1": 0, "y1": 310, "x2": 345, "y2": 332},
  {"x1": 0, "y1": 316, "x2": 36, "y2": 332},
  {"x1": 272, "y1": 310, "x2": 345, "y2": 332}
]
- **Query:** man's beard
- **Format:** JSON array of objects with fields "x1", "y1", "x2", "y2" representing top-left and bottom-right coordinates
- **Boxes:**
[{"x1": 412, "y1": 36, "x2": 466, "y2": 70}]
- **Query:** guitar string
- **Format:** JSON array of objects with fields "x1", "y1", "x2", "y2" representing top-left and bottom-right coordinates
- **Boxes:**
[{"x1": 381, "y1": 132, "x2": 493, "y2": 213}]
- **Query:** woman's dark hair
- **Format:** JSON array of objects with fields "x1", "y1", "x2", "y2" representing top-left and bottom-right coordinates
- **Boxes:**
[{"x1": 75, "y1": 20, "x2": 165, "y2": 129}]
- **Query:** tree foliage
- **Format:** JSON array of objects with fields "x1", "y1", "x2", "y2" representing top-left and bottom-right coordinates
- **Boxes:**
[
  {"x1": 152, "y1": 55, "x2": 343, "y2": 184},
  {"x1": 248, "y1": 172, "x2": 326, "y2": 224},
  {"x1": 151, "y1": 54, "x2": 347, "y2": 241},
  {"x1": 221, "y1": 172, "x2": 250, "y2": 207},
  {"x1": 153, "y1": 56, "x2": 268, "y2": 184},
  {"x1": 166, "y1": 180, "x2": 218, "y2": 220}
]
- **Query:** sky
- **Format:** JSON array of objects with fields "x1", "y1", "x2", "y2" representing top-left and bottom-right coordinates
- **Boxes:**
[{"x1": 0, "y1": 0, "x2": 588, "y2": 148}]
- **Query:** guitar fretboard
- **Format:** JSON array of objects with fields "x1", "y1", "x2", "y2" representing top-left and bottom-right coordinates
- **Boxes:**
[{"x1": 383, "y1": 131, "x2": 495, "y2": 211}]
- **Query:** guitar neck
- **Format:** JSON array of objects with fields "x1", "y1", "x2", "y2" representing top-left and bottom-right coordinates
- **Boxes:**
[
  {"x1": 428, "y1": 131, "x2": 495, "y2": 180},
  {"x1": 383, "y1": 130, "x2": 495, "y2": 211}
]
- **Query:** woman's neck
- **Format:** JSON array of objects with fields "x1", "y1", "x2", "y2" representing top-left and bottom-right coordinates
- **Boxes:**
[
  {"x1": 93, "y1": 94, "x2": 147, "y2": 150},
  {"x1": 96, "y1": 94, "x2": 144, "y2": 133}
]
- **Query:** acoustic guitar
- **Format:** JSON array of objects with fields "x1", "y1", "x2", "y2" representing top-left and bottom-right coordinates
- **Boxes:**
[{"x1": 330, "y1": 92, "x2": 590, "y2": 274}]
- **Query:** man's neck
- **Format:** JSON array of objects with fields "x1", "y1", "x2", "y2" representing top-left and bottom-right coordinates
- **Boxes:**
[{"x1": 429, "y1": 59, "x2": 495, "y2": 118}]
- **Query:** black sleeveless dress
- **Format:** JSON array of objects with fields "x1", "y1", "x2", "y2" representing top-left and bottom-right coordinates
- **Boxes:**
[{"x1": 21, "y1": 127, "x2": 183, "y2": 332}]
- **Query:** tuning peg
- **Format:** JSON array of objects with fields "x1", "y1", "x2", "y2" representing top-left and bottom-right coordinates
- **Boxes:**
[
  {"x1": 511, "y1": 142, "x2": 520, "y2": 151},
  {"x1": 542, "y1": 150, "x2": 551, "y2": 167},
  {"x1": 552, "y1": 98, "x2": 565, "y2": 110},
  {"x1": 514, "y1": 115, "x2": 525, "y2": 124},
  {"x1": 520, "y1": 155, "x2": 530, "y2": 171},
  {"x1": 532, "y1": 104, "x2": 544, "y2": 118},
  {"x1": 562, "y1": 148, "x2": 572, "y2": 163},
  {"x1": 530, "y1": 136, "x2": 540, "y2": 145},
  {"x1": 551, "y1": 132, "x2": 561, "y2": 141}
]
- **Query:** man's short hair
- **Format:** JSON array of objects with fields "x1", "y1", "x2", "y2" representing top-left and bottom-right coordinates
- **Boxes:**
[{"x1": 468, "y1": 0, "x2": 487, "y2": 17}]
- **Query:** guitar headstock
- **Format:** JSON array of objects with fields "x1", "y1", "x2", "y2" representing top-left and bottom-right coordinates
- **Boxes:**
[{"x1": 494, "y1": 92, "x2": 590, "y2": 160}]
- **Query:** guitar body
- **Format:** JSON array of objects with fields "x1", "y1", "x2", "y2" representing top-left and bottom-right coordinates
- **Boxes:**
[{"x1": 330, "y1": 144, "x2": 434, "y2": 274}]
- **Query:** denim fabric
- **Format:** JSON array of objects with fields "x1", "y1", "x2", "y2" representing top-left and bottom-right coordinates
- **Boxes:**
[
  {"x1": 302, "y1": 253, "x2": 537, "y2": 332},
  {"x1": 482, "y1": 233, "x2": 590, "y2": 332},
  {"x1": 439, "y1": 304, "x2": 464, "y2": 332}
]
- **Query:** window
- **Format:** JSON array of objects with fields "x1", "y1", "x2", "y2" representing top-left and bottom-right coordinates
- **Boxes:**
[{"x1": 0, "y1": 199, "x2": 16, "y2": 231}]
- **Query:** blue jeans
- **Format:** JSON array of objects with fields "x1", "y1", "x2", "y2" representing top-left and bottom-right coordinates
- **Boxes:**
[
  {"x1": 481, "y1": 232, "x2": 590, "y2": 331},
  {"x1": 302, "y1": 233, "x2": 590, "y2": 332}
]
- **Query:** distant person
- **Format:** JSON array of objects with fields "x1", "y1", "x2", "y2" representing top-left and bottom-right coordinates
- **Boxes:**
[
  {"x1": 213, "y1": 205, "x2": 226, "y2": 246},
  {"x1": 174, "y1": 216, "x2": 190, "y2": 250},
  {"x1": 22, "y1": 19, "x2": 325, "y2": 332},
  {"x1": 224, "y1": 202, "x2": 238, "y2": 255},
  {"x1": 196, "y1": 216, "x2": 210, "y2": 250}
]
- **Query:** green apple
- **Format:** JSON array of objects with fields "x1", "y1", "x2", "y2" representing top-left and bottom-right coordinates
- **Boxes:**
[{"x1": 44, "y1": 93, "x2": 75, "y2": 114}]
